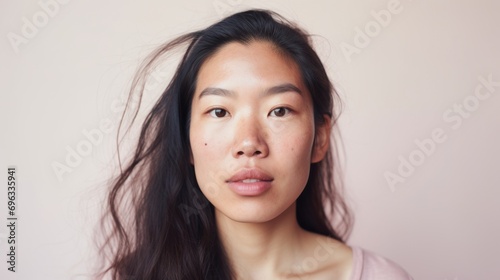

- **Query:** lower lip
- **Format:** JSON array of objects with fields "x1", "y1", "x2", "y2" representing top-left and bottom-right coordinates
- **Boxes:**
[{"x1": 227, "y1": 181, "x2": 272, "y2": 196}]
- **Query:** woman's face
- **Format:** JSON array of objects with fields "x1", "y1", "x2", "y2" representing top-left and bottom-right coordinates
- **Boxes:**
[{"x1": 189, "y1": 40, "x2": 330, "y2": 223}]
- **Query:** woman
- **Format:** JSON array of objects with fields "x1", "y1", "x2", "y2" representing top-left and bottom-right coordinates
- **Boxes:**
[{"x1": 98, "y1": 9, "x2": 413, "y2": 279}]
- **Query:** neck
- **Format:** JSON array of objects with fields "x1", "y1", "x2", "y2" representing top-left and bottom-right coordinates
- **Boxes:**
[{"x1": 216, "y1": 203, "x2": 308, "y2": 279}]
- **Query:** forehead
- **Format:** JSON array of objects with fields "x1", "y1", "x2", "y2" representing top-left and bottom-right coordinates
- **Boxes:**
[{"x1": 195, "y1": 40, "x2": 307, "y2": 95}]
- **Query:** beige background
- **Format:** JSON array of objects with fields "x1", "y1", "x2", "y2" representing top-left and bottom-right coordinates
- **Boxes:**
[{"x1": 1, "y1": 0, "x2": 499, "y2": 279}]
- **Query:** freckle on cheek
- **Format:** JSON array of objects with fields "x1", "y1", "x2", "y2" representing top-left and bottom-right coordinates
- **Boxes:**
[{"x1": 204, "y1": 143, "x2": 207, "y2": 146}]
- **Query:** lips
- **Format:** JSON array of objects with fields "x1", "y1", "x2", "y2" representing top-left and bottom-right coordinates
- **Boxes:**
[
  {"x1": 241, "y1": 179, "x2": 261, "y2": 183},
  {"x1": 227, "y1": 169, "x2": 274, "y2": 183},
  {"x1": 226, "y1": 168, "x2": 273, "y2": 196}
]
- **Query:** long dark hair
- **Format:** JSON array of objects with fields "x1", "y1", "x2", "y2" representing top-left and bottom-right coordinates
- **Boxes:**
[{"x1": 97, "y1": 9, "x2": 352, "y2": 280}]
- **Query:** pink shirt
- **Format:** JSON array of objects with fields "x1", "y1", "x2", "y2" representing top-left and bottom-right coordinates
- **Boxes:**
[{"x1": 350, "y1": 247, "x2": 413, "y2": 280}]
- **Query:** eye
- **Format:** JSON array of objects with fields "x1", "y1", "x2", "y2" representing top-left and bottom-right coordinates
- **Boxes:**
[
  {"x1": 208, "y1": 108, "x2": 229, "y2": 118},
  {"x1": 269, "y1": 107, "x2": 291, "y2": 117}
]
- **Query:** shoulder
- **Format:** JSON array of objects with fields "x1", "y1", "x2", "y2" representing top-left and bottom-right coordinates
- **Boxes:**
[
  {"x1": 349, "y1": 246, "x2": 413, "y2": 280},
  {"x1": 293, "y1": 233, "x2": 353, "y2": 279}
]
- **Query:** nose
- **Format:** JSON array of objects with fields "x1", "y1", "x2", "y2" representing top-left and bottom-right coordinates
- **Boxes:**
[{"x1": 231, "y1": 115, "x2": 269, "y2": 159}]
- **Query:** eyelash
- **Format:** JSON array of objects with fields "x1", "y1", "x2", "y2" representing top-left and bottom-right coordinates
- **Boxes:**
[
  {"x1": 269, "y1": 107, "x2": 291, "y2": 117},
  {"x1": 207, "y1": 107, "x2": 292, "y2": 118},
  {"x1": 208, "y1": 108, "x2": 229, "y2": 118}
]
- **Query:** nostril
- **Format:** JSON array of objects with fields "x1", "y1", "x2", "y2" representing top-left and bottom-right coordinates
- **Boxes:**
[{"x1": 236, "y1": 150, "x2": 262, "y2": 156}]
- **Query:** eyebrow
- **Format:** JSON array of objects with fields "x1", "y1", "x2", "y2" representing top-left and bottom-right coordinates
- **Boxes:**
[{"x1": 198, "y1": 83, "x2": 303, "y2": 99}]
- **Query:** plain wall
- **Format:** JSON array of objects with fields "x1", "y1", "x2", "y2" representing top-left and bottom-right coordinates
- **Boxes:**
[{"x1": 1, "y1": 0, "x2": 499, "y2": 279}]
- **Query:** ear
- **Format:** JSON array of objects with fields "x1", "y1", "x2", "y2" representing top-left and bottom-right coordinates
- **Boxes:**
[{"x1": 311, "y1": 115, "x2": 331, "y2": 163}]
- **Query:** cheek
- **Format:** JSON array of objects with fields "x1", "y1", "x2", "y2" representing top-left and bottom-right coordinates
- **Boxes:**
[
  {"x1": 190, "y1": 138, "x2": 218, "y2": 199},
  {"x1": 190, "y1": 125, "x2": 231, "y2": 190},
  {"x1": 269, "y1": 123, "x2": 315, "y2": 182},
  {"x1": 191, "y1": 125, "x2": 229, "y2": 159},
  {"x1": 191, "y1": 145, "x2": 236, "y2": 209},
  {"x1": 272, "y1": 121, "x2": 315, "y2": 157},
  {"x1": 287, "y1": 135, "x2": 315, "y2": 173},
  {"x1": 191, "y1": 121, "x2": 215, "y2": 156},
  {"x1": 191, "y1": 136, "x2": 216, "y2": 169}
]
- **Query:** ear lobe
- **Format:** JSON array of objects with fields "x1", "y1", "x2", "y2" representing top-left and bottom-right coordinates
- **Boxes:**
[{"x1": 311, "y1": 115, "x2": 331, "y2": 163}]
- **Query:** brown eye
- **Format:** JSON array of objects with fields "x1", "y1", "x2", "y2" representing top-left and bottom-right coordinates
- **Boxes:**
[
  {"x1": 209, "y1": 108, "x2": 229, "y2": 118},
  {"x1": 270, "y1": 107, "x2": 290, "y2": 117}
]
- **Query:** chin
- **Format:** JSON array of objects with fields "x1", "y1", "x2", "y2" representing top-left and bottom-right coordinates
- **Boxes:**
[
  {"x1": 215, "y1": 200, "x2": 295, "y2": 224},
  {"x1": 230, "y1": 213, "x2": 280, "y2": 224}
]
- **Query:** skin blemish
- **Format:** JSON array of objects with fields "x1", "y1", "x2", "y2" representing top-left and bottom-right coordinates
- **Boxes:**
[{"x1": 204, "y1": 143, "x2": 207, "y2": 146}]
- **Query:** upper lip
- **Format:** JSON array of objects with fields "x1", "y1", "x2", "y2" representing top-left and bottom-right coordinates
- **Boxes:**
[{"x1": 226, "y1": 168, "x2": 274, "y2": 183}]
